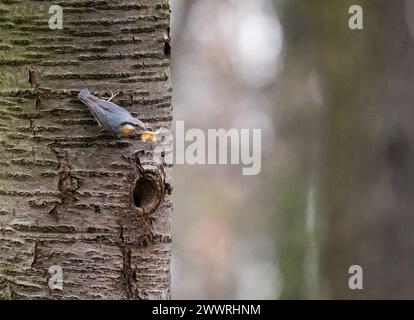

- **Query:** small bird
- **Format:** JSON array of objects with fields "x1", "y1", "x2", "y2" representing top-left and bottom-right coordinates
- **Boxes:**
[{"x1": 78, "y1": 89, "x2": 157, "y2": 142}]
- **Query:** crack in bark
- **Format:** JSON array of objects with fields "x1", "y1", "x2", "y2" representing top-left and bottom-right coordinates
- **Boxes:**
[{"x1": 121, "y1": 245, "x2": 135, "y2": 299}]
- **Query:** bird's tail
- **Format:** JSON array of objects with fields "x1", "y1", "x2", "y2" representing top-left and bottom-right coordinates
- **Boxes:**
[{"x1": 78, "y1": 89, "x2": 92, "y2": 101}]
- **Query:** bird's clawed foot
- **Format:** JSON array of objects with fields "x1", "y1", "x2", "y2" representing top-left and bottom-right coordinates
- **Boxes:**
[
  {"x1": 107, "y1": 91, "x2": 120, "y2": 102},
  {"x1": 99, "y1": 91, "x2": 120, "y2": 102}
]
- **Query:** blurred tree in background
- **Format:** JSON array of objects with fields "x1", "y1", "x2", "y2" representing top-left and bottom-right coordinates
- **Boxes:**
[
  {"x1": 172, "y1": 0, "x2": 414, "y2": 299},
  {"x1": 280, "y1": 0, "x2": 414, "y2": 299}
]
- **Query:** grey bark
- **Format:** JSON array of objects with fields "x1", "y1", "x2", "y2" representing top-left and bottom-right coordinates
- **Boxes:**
[{"x1": 0, "y1": 0, "x2": 172, "y2": 299}]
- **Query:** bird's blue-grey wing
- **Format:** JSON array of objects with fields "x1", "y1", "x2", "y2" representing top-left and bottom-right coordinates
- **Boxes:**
[
  {"x1": 96, "y1": 99, "x2": 132, "y2": 116},
  {"x1": 78, "y1": 90, "x2": 148, "y2": 132},
  {"x1": 78, "y1": 92, "x2": 113, "y2": 130},
  {"x1": 97, "y1": 99, "x2": 147, "y2": 129}
]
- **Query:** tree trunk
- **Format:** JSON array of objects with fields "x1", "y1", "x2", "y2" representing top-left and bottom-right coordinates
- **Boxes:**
[{"x1": 0, "y1": 0, "x2": 172, "y2": 299}]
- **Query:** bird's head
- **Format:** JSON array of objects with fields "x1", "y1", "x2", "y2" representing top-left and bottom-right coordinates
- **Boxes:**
[
  {"x1": 119, "y1": 123, "x2": 157, "y2": 142},
  {"x1": 119, "y1": 124, "x2": 137, "y2": 138}
]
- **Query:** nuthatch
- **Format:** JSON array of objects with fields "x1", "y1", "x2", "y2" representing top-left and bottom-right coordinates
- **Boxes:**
[{"x1": 78, "y1": 89, "x2": 156, "y2": 142}]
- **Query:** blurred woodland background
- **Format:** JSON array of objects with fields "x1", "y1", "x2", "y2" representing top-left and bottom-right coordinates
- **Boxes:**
[{"x1": 171, "y1": 0, "x2": 414, "y2": 299}]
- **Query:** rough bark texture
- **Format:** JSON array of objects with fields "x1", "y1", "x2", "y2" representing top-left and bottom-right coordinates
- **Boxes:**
[{"x1": 0, "y1": 0, "x2": 172, "y2": 299}]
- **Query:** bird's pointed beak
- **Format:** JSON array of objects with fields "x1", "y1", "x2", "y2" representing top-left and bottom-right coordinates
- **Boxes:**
[{"x1": 140, "y1": 131, "x2": 157, "y2": 143}]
